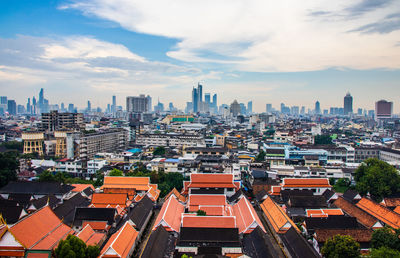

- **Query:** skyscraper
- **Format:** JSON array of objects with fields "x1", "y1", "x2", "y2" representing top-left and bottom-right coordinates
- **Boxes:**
[
  {"x1": 230, "y1": 100, "x2": 241, "y2": 117},
  {"x1": 146, "y1": 95, "x2": 152, "y2": 112},
  {"x1": 198, "y1": 83, "x2": 203, "y2": 103},
  {"x1": 87, "y1": 100, "x2": 91, "y2": 112},
  {"x1": 192, "y1": 87, "x2": 199, "y2": 113},
  {"x1": 315, "y1": 101, "x2": 321, "y2": 114},
  {"x1": 375, "y1": 100, "x2": 393, "y2": 121},
  {"x1": 205, "y1": 93, "x2": 211, "y2": 104},
  {"x1": 212, "y1": 94, "x2": 217, "y2": 106},
  {"x1": 7, "y1": 100, "x2": 16, "y2": 115},
  {"x1": 344, "y1": 92, "x2": 353, "y2": 115},
  {"x1": 27, "y1": 98, "x2": 31, "y2": 114},
  {"x1": 112, "y1": 95, "x2": 116, "y2": 113},
  {"x1": 126, "y1": 94, "x2": 149, "y2": 113},
  {"x1": 0, "y1": 96, "x2": 7, "y2": 114},
  {"x1": 266, "y1": 104, "x2": 272, "y2": 113},
  {"x1": 247, "y1": 101, "x2": 253, "y2": 114}
]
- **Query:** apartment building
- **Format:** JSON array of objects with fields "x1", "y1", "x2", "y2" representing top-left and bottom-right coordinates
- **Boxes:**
[
  {"x1": 136, "y1": 133, "x2": 205, "y2": 147},
  {"x1": 41, "y1": 110, "x2": 84, "y2": 132}
]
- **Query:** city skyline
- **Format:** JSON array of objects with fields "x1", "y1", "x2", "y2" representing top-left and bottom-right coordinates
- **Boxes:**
[{"x1": 0, "y1": 1, "x2": 400, "y2": 112}]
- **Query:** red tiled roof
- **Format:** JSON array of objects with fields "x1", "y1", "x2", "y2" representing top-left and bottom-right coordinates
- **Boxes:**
[
  {"x1": 9, "y1": 206, "x2": 73, "y2": 250},
  {"x1": 101, "y1": 176, "x2": 151, "y2": 191},
  {"x1": 164, "y1": 188, "x2": 187, "y2": 203},
  {"x1": 183, "y1": 173, "x2": 239, "y2": 194},
  {"x1": 394, "y1": 206, "x2": 400, "y2": 215},
  {"x1": 92, "y1": 193, "x2": 127, "y2": 206},
  {"x1": 306, "y1": 209, "x2": 344, "y2": 217},
  {"x1": 356, "y1": 197, "x2": 400, "y2": 229},
  {"x1": 100, "y1": 221, "x2": 138, "y2": 258},
  {"x1": 181, "y1": 215, "x2": 236, "y2": 228},
  {"x1": 71, "y1": 184, "x2": 95, "y2": 193},
  {"x1": 188, "y1": 195, "x2": 227, "y2": 212},
  {"x1": 76, "y1": 224, "x2": 105, "y2": 246},
  {"x1": 282, "y1": 178, "x2": 331, "y2": 188},
  {"x1": 153, "y1": 195, "x2": 185, "y2": 232},
  {"x1": 232, "y1": 196, "x2": 265, "y2": 234}
]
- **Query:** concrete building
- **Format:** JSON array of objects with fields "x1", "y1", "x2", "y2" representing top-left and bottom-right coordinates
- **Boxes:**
[
  {"x1": 230, "y1": 100, "x2": 241, "y2": 117},
  {"x1": 22, "y1": 131, "x2": 45, "y2": 155},
  {"x1": 126, "y1": 95, "x2": 149, "y2": 113},
  {"x1": 344, "y1": 92, "x2": 353, "y2": 115},
  {"x1": 41, "y1": 111, "x2": 84, "y2": 132},
  {"x1": 136, "y1": 133, "x2": 205, "y2": 147},
  {"x1": 375, "y1": 100, "x2": 393, "y2": 121}
]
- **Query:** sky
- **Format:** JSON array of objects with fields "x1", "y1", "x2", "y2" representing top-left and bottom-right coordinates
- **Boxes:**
[{"x1": 0, "y1": 0, "x2": 400, "y2": 112}]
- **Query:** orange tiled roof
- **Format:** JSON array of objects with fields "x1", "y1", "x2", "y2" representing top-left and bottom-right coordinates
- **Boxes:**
[
  {"x1": 181, "y1": 215, "x2": 236, "y2": 228},
  {"x1": 147, "y1": 184, "x2": 160, "y2": 202},
  {"x1": 269, "y1": 186, "x2": 281, "y2": 196},
  {"x1": 260, "y1": 196, "x2": 299, "y2": 234},
  {"x1": 100, "y1": 221, "x2": 138, "y2": 258},
  {"x1": 9, "y1": 206, "x2": 73, "y2": 250},
  {"x1": 394, "y1": 206, "x2": 400, "y2": 215},
  {"x1": 383, "y1": 198, "x2": 400, "y2": 207},
  {"x1": 71, "y1": 184, "x2": 95, "y2": 192},
  {"x1": 232, "y1": 196, "x2": 265, "y2": 234},
  {"x1": 183, "y1": 174, "x2": 239, "y2": 194},
  {"x1": 333, "y1": 197, "x2": 379, "y2": 229},
  {"x1": 92, "y1": 193, "x2": 127, "y2": 206},
  {"x1": 76, "y1": 224, "x2": 105, "y2": 246},
  {"x1": 164, "y1": 188, "x2": 187, "y2": 203},
  {"x1": 153, "y1": 195, "x2": 185, "y2": 232},
  {"x1": 197, "y1": 206, "x2": 225, "y2": 216},
  {"x1": 188, "y1": 194, "x2": 227, "y2": 212},
  {"x1": 102, "y1": 176, "x2": 151, "y2": 191},
  {"x1": 282, "y1": 178, "x2": 331, "y2": 188},
  {"x1": 82, "y1": 221, "x2": 109, "y2": 231},
  {"x1": 306, "y1": 209, "x2": 344, "y2": 217},
  {"x1": 356, "y1": 197, "x2": 400, "y2": 229}
]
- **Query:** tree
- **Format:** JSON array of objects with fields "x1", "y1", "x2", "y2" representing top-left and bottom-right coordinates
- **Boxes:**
[
  {"x1": 54, "y1": 235, "x2": 99, "y2": 258},
  {"x1": 109, "y1": 168, "x2": 123, "y2": 176},
  {"x1": 314, "y1": 134, "x2": 333, "y2": 145},
  {"x1": 321, "y1": 235, "x2": 360, "y2": 258},
  {"x1": 0, "y1": 152, "x2": 18, "y2": 187},
  {"x1": 255, "y1": 150, "x2": 266, "y2": 162},
  {"x1": 354, "y1": 158, "x2": 400, "y2": 202},
  {"x1": 153, "y1": 146, "x2": 166, "y2": 156},
  {"x1": 371, "y1": 227, "x2": 400, "y2": 251},
  {"x1": 38, "y1": 170, "x2": 56, "y2": 182},
  {"x1": 370, "y1": 246, "x2": 400, "y2": 258},
  {"x1": 196, "y1": 210, "x2": 206, "y2": 216}
]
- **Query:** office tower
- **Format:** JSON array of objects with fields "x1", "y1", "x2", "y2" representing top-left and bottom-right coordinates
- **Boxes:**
[
  {"x1": 26, "y1": 98, "x2": 31, "y2": 114},
  {"x1": 0, "y1": 96, "x2": 7, "y2": 114},
  {"x1": 185, "y1": 102, "x2": 193, "y2": 113},
  {"x1": 375, "y1": 100, "x2": 393, "y2": 120},
  {"x1": 205, "y1": 93, "x2": 211, "y2": 104},
  {"x1": 17, "y1": 105, "x2": 25, "y2": 114},
  {"x1": 68, "y1": 103, "x2": 74, "y2": 113},
  {"x1": 368, "y1": 110, "x2": 375, "y2": 118},
  {"x1": 323, "y1": 109, "x2": 328, "y2": 115},
  {"x1": 39, "y1": 88, "x2": 44, "y2": 105},
  {"x1": 344, "y1": 92, "x2": 353, "y2": 115},
  {"x1": 60, "y1": 102, "x2": 65, "y2": 112},
  {"x1": 300, "y1": 106, "x2": 305, "y2": 115},
  {"x1": 7, "y1": 100, "x2": 17, "y2": 115},
  {"x1": 87, "y1": 100, "x2": 91, "y2": 112},
  {"x1": 32, "y1": 97, "x2": 37, "y2": 114},
  {"x1": 280, "y1": 103, "x2": 285, "y2": 113},
  {"x1": 266, "y1": 104, "x2": 272, "y2": 113},
  {"x1": 192, "y1": 87, "x2": 199, "y2": 113},
  {"x1": 240, "y1": 103, "x2": 246, "y2": 115},
  {"x1": 198, "y1": 83, "x2": 203, "y2": 103},
  {"x1": 154, "y1": 100, "x2": 164, "y2": 113},
  {"x1": 230, "y1": 100, "x2": 241, "y2": 117},
  {"x1": 107, "y1": 104, "x2": 111, "y2": 113},
  {"x1": 126, "y1": 94, "x2": 149, "y2": 113},
  {"x1": 357, "y1": 108, "x2": 363, "y2": 115},
  {"x1": 291, "y1": 106, "x2": 299, "y2": 116},
  {"x1": 146, "y1": 95, "x2": 152, "y2": 112},
  {"x1": 212, "y1": 94, "x2": 217, "y2": 107},
  {"x1": 112, "y1": 95, "x2": 116, "y2": 113},
  {"x1": 169, "y1": 102, "x2": 174, "y2": 111},
  {"x1": 315, "y1": 101, "x2": 321, "y2": 114},
  {"x1": 247, "y1": 101, "x2": 253, "y2": 114}
]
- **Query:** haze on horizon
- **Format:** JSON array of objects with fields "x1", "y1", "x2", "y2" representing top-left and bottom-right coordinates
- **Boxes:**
[{"x1": 0, "y1": 0, "x2": 399, "y2": 112}]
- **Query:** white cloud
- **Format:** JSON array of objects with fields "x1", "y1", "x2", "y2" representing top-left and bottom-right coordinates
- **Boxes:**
[{"x1": 62, "y1": 0, "x2": 400, "y2": 72}]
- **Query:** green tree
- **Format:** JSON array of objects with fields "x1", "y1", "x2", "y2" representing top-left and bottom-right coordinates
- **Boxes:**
[
  {"x1": 255, "y1": 150, "x2": 266, "y2": 162},
  {"x1": 0, "y1": 141, "x2": 23, "y2": 152},
  {"x1": 314, "y1": 134, "x2": 333, "y2": 145},
  {"x1": 94, "y1": 171, "x2": 104, "y2": 187},
  {"x1": 196, "y1": 210, "x2": 206, "y2": 216},
  {"x1": 321, "y1": 235, "x2": 360, "y2": 258},
  {"x1": 109, "y1": 168, "x2": 123, "y2": 176},
  {"x1": 38, "y1": 170, "x2": 56, "y2": 182},
  {"x1": 371, "y1": 227, "x2": 400, "y2": 251},
  {"x1": 354, "y1": 158, "x2": 400, "y2": 201},
  {"x1": 153, "y1": 146, "x2": 166, "y2": 156},
  {"x1": 0, "y1": 152, "x2": 18, "y2": 187},
  {"x1": 370, "y1": 246, "x2": 400, "y2": 258},
  {"x1": 55, "y1": 235, "x2": 99, "y2": 258}
]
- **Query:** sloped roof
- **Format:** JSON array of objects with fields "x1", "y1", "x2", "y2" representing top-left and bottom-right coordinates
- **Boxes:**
[
  {"x1": 394, "y1": 206, "x2": 400, "y2": 214},
  {"x1": 92, "y1": 193, "x2": 127, "y2": 206},
  {"x1": 71, "y1": 184, "x2": 95, "y2": 193},
  {"x1": 9, "y1": 206, "x2": 73, "y2": 250},
  {"x1": 232, "y1": 196, "x2": 265, "y2": 234},
  {"x1": 76, "y1": 224, "x2": 105, "y2": 246},
  {"x1": 305, "y1": 216, "x2": 358, "y2": 231},
  {"x1": 102, "y1": 176, "x2": 150, "y2": 191},
  {"x1": 8, "y1": 193, "x2": 31, "y2": 207},
  {"x1": 181, "y1": 215, "x2": 236, "y2": 228},
  {"x1": 333, "y1": 197, "x2": 378, "y2": 229},
  {"x1": 289, "y1": 195, "x2": 327, "y2": 208},
  {"x1": 128, "y1": 195, "x2": 153, "y2": 231},
  {"x1": 164, "y1": 188, "x2": 187, "y2": 203},
  {"x1": 53, "y1": 193, "x2": 90, "y2": 225},
  {"x1": 183, "y1": 173, "x2": 238, "y2": 194},
  {"x1": 314, "y1": 228, "x2": 373, "y2": 243},
  {"x1": 383, "y1": 197, "x2": 400, "y2": 207},
  {"x1": 141, "y1": 226, "x2": 174, "y2": 258},
  {"x1": 0, "y1": 205, "x2": 25, "y2": 224},
  {"x1": 100, "y1": 221, "x2": 138, "y2": 258},
  {"x1": 242, "y1": 226, "x2": 279, "y2": 258},
  {"x1": 280, "y1": 227, "x2": 320, "y2": 258},
  {"x1": 73, "y1": 207, "x2": 116, "y2": 227},
  {"x1": 356, "y1": 197, "x2": 400, "y2": 229},
  {"x1": 260, "y1": 196, "x2": 298, "y2": 234},
  {"x1": 306, "y1": 208, "x2": 344, "y2": 217},
  {"x1": 0, "y1": 181, "x2": 73, "y2": 195},
  {"x1": 282, "y1": 178, "x2": 331, "y2": 188},
  {"x1": 153, "y1": 195, "x2": 185, "y2": 232},
  {"x1": 29, "y1": 194, "x2": 60, "y2": 210},
  {"x1": 188, "y1": 194, "x2": 227, "y2": 212}
]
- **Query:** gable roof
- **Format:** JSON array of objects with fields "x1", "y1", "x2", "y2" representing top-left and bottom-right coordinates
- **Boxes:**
[
  {"x1": 305, "y1": 216, "x2": 359, "y2": 231},
  {"x1": 280, "y1": 227, "x2": 320, "y2": 258},
  {"x1": 92, "y1": 193, "x2": 127, "y2": 206},
  {"x1": 342, "y1": 189, "x2": 361, "y2": 202},
  {"x1": 0, "y1": 181, "x2": 73, "y2": 195},
  {"x1": 9, "y1": 206, "x2": 73, "y2": 250},
  {"x1": 29, "y1": 194, "x2": 60, "y2": 211},
  {"x1": 8, "y1": 193, "x2": 32, "y2": 208},
  {"x1": 394, "y1": 206, "x2": 400, "y2": 214},
  {"x1": 232, "y1": 196, "x2": 265, "y2": 234},
  {"x1": 128, "y1": 195, "x2": 153, "y2": 231},
  {"x1": 100, "y1": 221, "x2": 138, "y2": 258},
  {"x1": 71, "y1": 184, "x2": 95, "y2": 196},
  {"x1": 289, "y1": 195, "x2": 327, "y2": 208},
  {"x1": 314, "y1": 228, "x2": 373, "y2": 243},
  {"x1": 102, "y1": 176, "x2": 150, "y2": 191},
  {"x1": 164, "y1": 188, "x2": 187, "y2": 203},
  {"x1": 181, "y1": 215, "x2": 236, "y2": 229},
  {"x1": 141, "y1": 226, "x2": 175, "y2": 258},
  {"x1": 260, "y1": 196, "x2": 298, "y2": 234},
  {"x1": 242, "y1": 226, "x2": 279, "y2": 258},
  {"x1": 188, "y1": 194, "x2": 227, "y2": 212},
  {"x1": 0, "y1": 205, "x2": 25, "y2": 224},
  {"x1": 73, "y1": 207, "x2": 116, "y2": 227},
  {"x1": 183, "y1": 173, "x2": 238, "y2": 194},
  {"x1": 356, "y1": 197, "x2": 400, "y2": 229},
  {"x1": 306, "y1": 208, "x2": 344, "y2": 218},
  {"x1": 178, "y1": 227, "x2": 240, "y2": 245},
  {"x1": 153, "y1": 195, "x2": 185, "y2": 232},
  {"x1": 53, "y1": 193, "x2": 91, "y2": 225},
  {"x1": 282, "y1": 178, "x2": 331, "y2": 188},
  {"x1": 333, "y1": 197, "x2": 379, "y2": 229},
  {"x1": 76, "y1": 224, "x2": 105, "y2": 246}
]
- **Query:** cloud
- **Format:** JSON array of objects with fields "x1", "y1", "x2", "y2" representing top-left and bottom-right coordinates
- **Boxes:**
[
  {"x1": 349, "y1": 12, "x2": 400, "y2": 34},
  {"x1": 61, "y1": 0, "x2": 400, "y2": 72}
]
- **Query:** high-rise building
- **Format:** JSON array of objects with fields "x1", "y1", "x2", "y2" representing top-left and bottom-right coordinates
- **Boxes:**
[
  {"x1": 7, "y1": 100, "x2": 17, "y2": 115},
  {"x1": 198, "y1": 83, "x2": 203, "y2": 103},
  {"x1": 247, "y1": 101, "x2": 253, "y2": 114},
  {"x1": 112, "y1": 95, "x2": 116, "y2": 113},
  {"x1": 357, "y1": 108, "x2": 363, "y2": 115},
  {"x1": 0, "y1": 96, "x2": 7, "y2": 114},
  {"x1": 240, "y1": 103, "x2": 246, "y2": 115},
  {"x1": 17, "y1": 105, "x2": 25, "y2": 114},
  {"x1": 266, "y1": 104, "x2": 272, "y2": 113},
  {"x1": 32, "y1": 97, "x2": 37, "y2": 114},
  {"x1": 205, "y1": 93, "x2": 211, "y2": 104},
  {"x1": 146, "y1": 95, "x2": 152, "y2": 112},
  {"x1": 344, "y1": 92, "x2": 353, "y2": 115},
  {"x1": 68, "y1": 103, "x2": 74, "y2": 113},
  {"x1": 87, "y1": 100, "x2": 91, "y2": 112},
  {"x1": 192, "y1": 87, "x2": 199, "y2": 113},
  {"x1": 315, "y1": 101, "x2": 321, "y2": 114},
  {"x1": 212, "y1": 94, "x2": 217, "y2": 107},
  {"x1": 230, "y1": 100, "x2": 241, "y2": 117},
  {"x1": 126, "y1": 94, "x2": 149, "y2": 113},
  {"x1": 375, "y1": 100, "x2": 393, "y2": 120},
  {"x1": 291, "y1": 106, "x2": 299, "y2": 116},
  {"x1": 41, "y1": 110, "x2": 84, "y2": 132},
  {"x1": 27, "y1": 98, "x2": 31, "y2": 114},
  {"x1": 300, "y1": 106, "x2": 305, "y2": 115}
]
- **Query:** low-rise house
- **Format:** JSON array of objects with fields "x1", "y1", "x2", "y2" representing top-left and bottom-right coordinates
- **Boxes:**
[
  {"x1": 356, "y1": 197, "x2": 400, "y2": 229},
  {"x1": 100, "y1": 221, "x2": 139, "y2": 258},
  {"x1": 281, "y1": 178, "x2": 332, "y2": 195}
]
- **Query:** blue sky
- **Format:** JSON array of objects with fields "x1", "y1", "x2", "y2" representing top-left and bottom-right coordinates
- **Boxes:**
[{"x1": 0, "y1": 0, "x2": 399, "y2": 112}]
